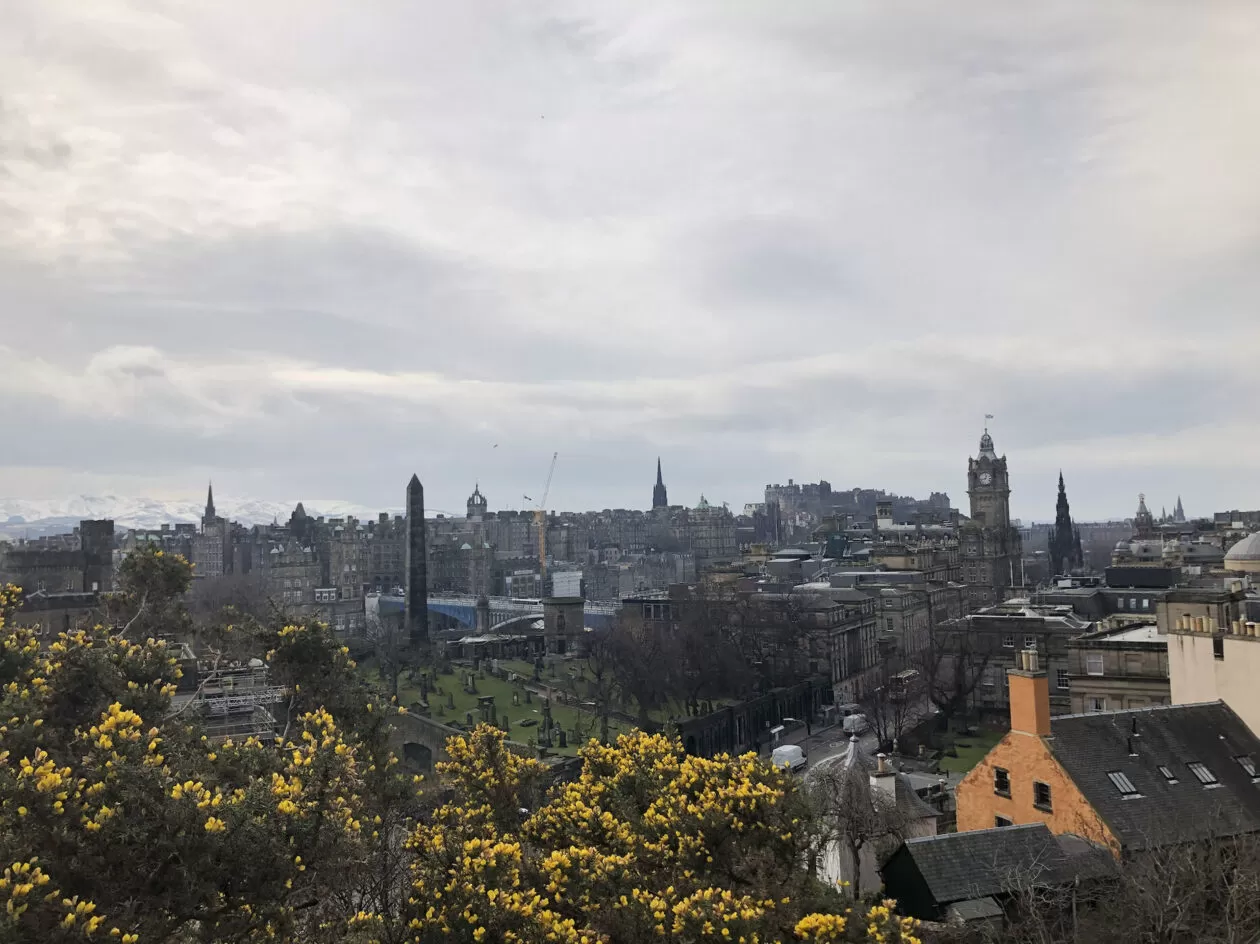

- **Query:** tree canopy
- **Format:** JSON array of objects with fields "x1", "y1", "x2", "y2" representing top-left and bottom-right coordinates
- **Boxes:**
[{"x1": 0, "y1": 564, "x2": 922, "y2": 944}]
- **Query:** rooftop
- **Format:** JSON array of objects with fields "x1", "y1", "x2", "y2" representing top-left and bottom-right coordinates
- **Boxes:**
[
  {"x1": 1048, "y1": 701, "x2": 1260, "y2": 850},
  {"x1": 891, "y1": 824, "x2": 1111, "y2": 906}
]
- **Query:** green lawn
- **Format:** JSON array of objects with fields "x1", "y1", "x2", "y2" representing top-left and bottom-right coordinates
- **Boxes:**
[
  {"x1": 937, "y1": 728, "x2": 1005, "y2": 774},
  {"x1": 381, "y1": 662, "x2": 634, "y2": 756}
]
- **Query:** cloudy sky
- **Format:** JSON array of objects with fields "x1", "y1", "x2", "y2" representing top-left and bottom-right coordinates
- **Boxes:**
[{"x1": 2, "y1": 0, "x2": 1259, "y2": 522}]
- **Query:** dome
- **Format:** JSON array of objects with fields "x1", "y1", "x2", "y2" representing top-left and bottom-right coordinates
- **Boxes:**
[{"x1": 1225, "y1": 532, "x2": 1260, "y2": 568}]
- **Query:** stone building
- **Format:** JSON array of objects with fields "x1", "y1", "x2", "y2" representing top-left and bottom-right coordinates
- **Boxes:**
[
  {"x1": 956, "y1": 649, "x2": 1260, "y2": 857},
  {"x1": 262, "y1": 540, "x2": 320, "y2": 608},
  {"x1": 1066, "y1": 623, "x2": 1169, "y2": 714},
  {"x1": 0, "y1": 519, "x2": 115, "y2": 594},
  {"x1": 1167, "y1": 606, "x2": 1260, "y2": 738},
  {"x1": 959, "y1": 427, "x2": 1024, "y2": 607},
  {"x1": 368, "y1": 513, "x2": 407, "y2": 592},
  {"x1": 938, "y1": 601, "x2": 1093, "y2": 717},
  {"x1": 325, "y1": 518, "x2": 370, "y2": 602},
  {"x1": 190, "y1": 484, "x2": 231, "y2": 579}
]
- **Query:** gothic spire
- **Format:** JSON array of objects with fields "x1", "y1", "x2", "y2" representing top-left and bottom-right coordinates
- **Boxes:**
[
  {"x1": 1049, "y1": 471, "x2": 1083, "y2": 577},
  {"x1": 205, "y1": 481, "x2": 216, "y2": 522},
  {"x1": 652, "y1": 458, "x2": 669, "y2": 510}
]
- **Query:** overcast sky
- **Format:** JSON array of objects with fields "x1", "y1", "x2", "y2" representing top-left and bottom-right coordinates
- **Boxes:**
[{"x1": 2, "y1": 1, "x2": 1259, "y2": 522}]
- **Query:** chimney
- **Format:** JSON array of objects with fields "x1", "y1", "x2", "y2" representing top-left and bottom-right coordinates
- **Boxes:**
[
  {"x1": 870, "y1": 752, "x2": 898, "y2": 805},
  {"x1": 1008, "y1": 648, "x2": 1051, "y2": 737}
]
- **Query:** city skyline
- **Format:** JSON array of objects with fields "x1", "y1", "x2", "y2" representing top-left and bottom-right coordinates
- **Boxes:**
[{"x1": 4, "y1": 2, "x2": 1260, "y2": 520}]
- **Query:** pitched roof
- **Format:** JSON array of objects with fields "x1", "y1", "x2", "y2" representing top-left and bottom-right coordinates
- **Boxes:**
[
  {"x1": 1048, "y1": 701, "x2": 1260, "y2": 850},
  {"x1": 892, "y1": 825, "x2": 1109, "y2": 906}
]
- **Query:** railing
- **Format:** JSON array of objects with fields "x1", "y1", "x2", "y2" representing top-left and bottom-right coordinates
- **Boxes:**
[{"x1": 427, "y1": 594, "x2": 620, "y2": 617}]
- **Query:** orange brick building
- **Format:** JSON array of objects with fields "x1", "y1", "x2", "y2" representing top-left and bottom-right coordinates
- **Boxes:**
[{"x1": 956, "y1": 649, "x2": 1260, "y2": 856}]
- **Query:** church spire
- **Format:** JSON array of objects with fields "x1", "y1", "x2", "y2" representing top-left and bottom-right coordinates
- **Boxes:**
[
  {"x1": 652, "y1": 457, "x2": 669, "y2": 510},
  {"x1": 1175, "y1": 495, "x2": 1185, "y2": 523},
  {"x1": 204, "y1": 481, "x2": 216, "y2": 525},
  {"x1": 1048, "y1": 471, "x2": 1083, "y2": 577}
]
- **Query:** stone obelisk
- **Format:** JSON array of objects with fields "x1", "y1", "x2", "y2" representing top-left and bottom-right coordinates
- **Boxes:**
[{"x1": 405, "y1": 474, "x2": 428, "y2": 646}]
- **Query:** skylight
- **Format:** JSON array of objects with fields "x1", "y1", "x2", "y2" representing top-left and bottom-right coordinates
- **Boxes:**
[
  {"x1": 1107, "y1": 771, "x2": 1141, "y2": 797},
  {"x1": 1158, "y1": 765, "x2": 1179, "y2": 784},
  {"x1": 1188, "y1": 762, "x2": 1219, "y2": 786},
  {"x1": 1236, "y1": 755, "x2": 1258, "y2": 779}
]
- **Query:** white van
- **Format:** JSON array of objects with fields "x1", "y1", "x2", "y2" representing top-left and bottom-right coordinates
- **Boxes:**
[
  {"x1": 842, "y1": 713, "x2": 869, "y2": 736},
  {"x1": 771, "y1": 744, "x2": 807, "y2": 773}
]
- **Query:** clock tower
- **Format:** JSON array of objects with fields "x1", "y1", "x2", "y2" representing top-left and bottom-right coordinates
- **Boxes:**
[
  {"x1": 961, "y1": 426, "x2": 1022, "y2": 606},
  {"x1": 967, "y1": 429, "x2": 1011, "y2": 529}
]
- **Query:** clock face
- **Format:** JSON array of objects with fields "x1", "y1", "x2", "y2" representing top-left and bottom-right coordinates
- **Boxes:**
[{"x1": 979, "y1": 472, "x2": 993, "y2": 486}]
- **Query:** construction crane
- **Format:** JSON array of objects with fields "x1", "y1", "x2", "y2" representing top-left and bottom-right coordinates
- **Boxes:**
[{"x1": 524, "y1": 452, "x2": 558, "y2": 593}]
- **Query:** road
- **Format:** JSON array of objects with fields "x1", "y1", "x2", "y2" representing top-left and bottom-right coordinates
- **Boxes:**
[{"x1": 797, "y1": 700, "x2": 940, "y2": 782}]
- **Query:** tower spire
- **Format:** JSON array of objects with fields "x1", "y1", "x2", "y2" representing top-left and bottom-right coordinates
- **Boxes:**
[
  {"x1": 652, "y1": 457, "x2": 669, "y2": 510},
  {"x1": 1049, "y1": 471, "x2": 1083, "y2": 577},
  {"x1": 204, "y1": 481, "x2": 216, "y2": 524}
]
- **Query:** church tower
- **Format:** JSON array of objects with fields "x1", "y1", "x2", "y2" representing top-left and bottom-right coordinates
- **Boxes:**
[
  {"x1": 960, "y1": 425, "x2": 1023, "y2": 606},
  {"x1": 466, "y1": 483, "x2": 488, "y2": 520},
  {"x1": 203, "y1": 481, "x2": 217, "y2": 529},
  {"x1": 652, "y1": 458, "x2": 669, "y2": 510}
]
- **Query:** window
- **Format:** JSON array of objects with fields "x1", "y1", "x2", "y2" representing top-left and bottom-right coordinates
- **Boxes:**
[
  {"x1": 994, "y1": 767, "x2": 1011, "y2": 797},
  {"x1": 1057, "y1": 669, "x2": 1070, "y2": 690},
  {"x1": 1141, "y1": 598, "x2": 1150, "y2": 610},
  {"x1": 1214, "y1": 636, "x2": 1225, "y2": 660},
  {"x1": 1187, "y1": 762, "x2": 1219, "y2": 786},
  {"x1": 1002, "y1": 634, "x2": 1015, "y2": 648},
  {"x1": 1236, "y1": 755, "x2": 1258, "y2": 779},
  {"x1": 1129, "y1": 598, "x2": 1137, "y2": 610},
  {"x1": 1088, "y1": 697, "x2": 1107, "y2": 713},
  {"x1": 1033, "y1": 781, "x2": 1053, "y2": 811},
  {"x1": 1107, "y1": 771, "x2": 1141, "y2": 797},
  {"x1": 1024, "y1": 635, "x2": 1037, "y2": 649},
  {"x1": 994, "y1": 815, "x2": 1013, "y2": 828},
  {"x1": 1086, "y1": 653, "x2": 1104, "y2": 676},
  {"x1": 1158, "y1": 765, "x2": 1179, "y2": 784}
]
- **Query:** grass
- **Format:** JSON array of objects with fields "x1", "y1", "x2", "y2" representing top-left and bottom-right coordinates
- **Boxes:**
[
  {"x1": 937, "y1": 727, "x2": 1005, "y2": 774},
  {"x1": 364, "y1": 658, "x2": 634, "y2": 756}
]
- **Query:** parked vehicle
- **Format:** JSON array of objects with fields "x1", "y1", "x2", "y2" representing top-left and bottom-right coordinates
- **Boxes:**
[
  {"x1": 771, "y1": 744, "x2": 807, "y2": 772},
  {"x1": 842, "y1": 713, "x2": 869, "y2": 736}
]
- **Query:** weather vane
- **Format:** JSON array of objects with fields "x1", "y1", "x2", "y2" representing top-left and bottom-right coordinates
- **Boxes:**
[{"x1": 984, "y1": 413, "x2": 994, "y2": 433}]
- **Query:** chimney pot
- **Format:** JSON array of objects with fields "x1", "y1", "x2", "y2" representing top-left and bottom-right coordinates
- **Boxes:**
[{"x1": 876, "y1": 753, "x2": 889, "y2": 774}]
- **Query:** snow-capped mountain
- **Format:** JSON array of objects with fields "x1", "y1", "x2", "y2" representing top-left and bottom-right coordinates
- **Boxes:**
[{"x1": 0, "y1": 495, "x2": 394, "y2": 534}]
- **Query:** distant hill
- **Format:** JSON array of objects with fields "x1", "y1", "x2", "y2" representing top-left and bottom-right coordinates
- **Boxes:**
[{"x1": 0, "y1": 496, "x2": 394, "y2": 539}]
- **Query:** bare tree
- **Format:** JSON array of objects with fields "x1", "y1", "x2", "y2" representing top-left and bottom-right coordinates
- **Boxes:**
[
  {"x1": 916, "y1": 622, "x2": 995, "y2": 731},
  {"x1": 954, "y1": 825, "x2": 1260, "y2": 944},
  {"x1": 186, "y1": 571, "x2": 272, "y2": 627},
  {"x1": 806, "y1": 755, "x2": 916, "y2": 898},
  {"x1": 859, "y1": 657, "x2": 920, "y2": 754}
]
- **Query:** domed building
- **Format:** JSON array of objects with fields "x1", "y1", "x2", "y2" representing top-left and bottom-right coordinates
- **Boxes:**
[{"x1": 1225, "y1": 532, "x2": 1260, "y2": 575}]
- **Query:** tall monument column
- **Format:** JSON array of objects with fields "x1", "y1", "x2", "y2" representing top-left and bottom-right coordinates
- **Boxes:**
[{"x1": 405, "y1": 474, "x2": 429, "y2": 646}]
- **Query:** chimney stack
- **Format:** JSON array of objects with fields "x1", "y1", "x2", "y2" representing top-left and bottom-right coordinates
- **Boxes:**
[
  {"x1": 1008, "y1": 648, "x2": 1051, "y2": 737},
  {"x1": 870, "y1": 752, "x2": 897, "y2": 804}
]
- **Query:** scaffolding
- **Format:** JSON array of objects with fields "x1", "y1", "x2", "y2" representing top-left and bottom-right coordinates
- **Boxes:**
[{"x1": 183, "y1": 664, "x2": 287, "y2": 743}]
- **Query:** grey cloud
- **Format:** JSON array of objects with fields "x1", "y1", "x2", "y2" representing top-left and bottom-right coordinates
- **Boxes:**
[{"x1": 2, "y1": 0, "x2": 1259, "y2": 521}]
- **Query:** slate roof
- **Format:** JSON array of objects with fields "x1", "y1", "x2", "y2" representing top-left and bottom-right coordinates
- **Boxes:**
[
  {"x1": 1047, "y1": 701, "x2": 1260, "y2": 850},
  {"x1": 891, "y1": 825, "x2": 1110, "y2": 906}
]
